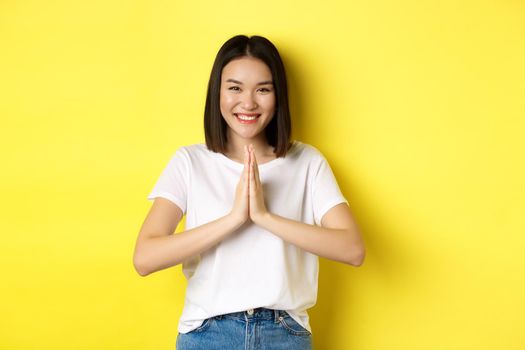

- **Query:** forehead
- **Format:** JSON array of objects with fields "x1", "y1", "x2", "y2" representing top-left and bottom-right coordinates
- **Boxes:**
[{"x1": 221, "y1": 56, "x2": 272, "y2": 81}]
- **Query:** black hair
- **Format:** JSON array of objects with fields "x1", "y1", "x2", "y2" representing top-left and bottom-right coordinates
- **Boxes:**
[{"x1": 204, "y1": 35, "x2": 292, "y2": 157}]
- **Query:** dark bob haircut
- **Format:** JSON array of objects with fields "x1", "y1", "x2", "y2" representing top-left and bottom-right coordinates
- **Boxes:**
[{"x1": 204, "y1": 35, "x2": 292, "y2": 157}]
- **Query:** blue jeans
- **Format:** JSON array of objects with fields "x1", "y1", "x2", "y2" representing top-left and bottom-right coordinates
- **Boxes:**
[{"x1": 176, "y1": 307, "x2": 313, "y2": 350}]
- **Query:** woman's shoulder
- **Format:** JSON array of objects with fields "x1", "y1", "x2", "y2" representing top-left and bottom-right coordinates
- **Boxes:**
[
  {"x1": 171, "y1": 143, "x2": 221, "y2": 163},
  {"x1": 290, "y1": 140, "x2": 325, "y2": 160},
  {"x1": 176, "y1": 143, "x2": 207, "y2": 153}
]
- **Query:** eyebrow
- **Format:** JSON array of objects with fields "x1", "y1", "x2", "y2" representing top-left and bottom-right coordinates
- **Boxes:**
[{"x1": 225, "y1": 78, "x2": 273, "y2": 85}]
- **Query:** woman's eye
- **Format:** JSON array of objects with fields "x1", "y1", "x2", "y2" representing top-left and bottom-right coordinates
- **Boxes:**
[
  {"x1": 258, "y1": 88, "x2": 272, "y2": 93},
  {"x1": 228, "y1": 86, "x2": 241, "y2": 91}
]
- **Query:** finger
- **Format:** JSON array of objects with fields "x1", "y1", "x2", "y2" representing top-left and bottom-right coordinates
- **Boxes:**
[
  {"x1": 244, "y1": 145, "x2": 249, "y2": 167},
  {"x1": 249, "y1": 148, "x2": 256, "y2": 190},
  {"x1": 252, "y1": 148, "x2": 260, "y2": 184},
  {"x1": 248, "y1": 146, "x2": 259, "y2": 185},
  {"x1": 243, "y1": 145, "x2": 249, "y2": 183}
]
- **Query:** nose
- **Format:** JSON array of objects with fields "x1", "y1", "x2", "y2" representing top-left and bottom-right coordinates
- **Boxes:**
[{"x1": 241, "y1": 92, "x2": 258, "y2": 110}]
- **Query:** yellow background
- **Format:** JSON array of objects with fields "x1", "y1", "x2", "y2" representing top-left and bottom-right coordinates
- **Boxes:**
[{"x1": 1, "y1": 0, "x2": 524, "y2": 349}]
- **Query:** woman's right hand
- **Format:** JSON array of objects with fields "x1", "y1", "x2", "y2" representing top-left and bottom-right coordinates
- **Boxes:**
[{"x1": 229, "y1": 145, "x2": 250, "y2": 226}]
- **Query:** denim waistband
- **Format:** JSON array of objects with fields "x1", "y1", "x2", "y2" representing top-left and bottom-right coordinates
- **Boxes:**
[{"x1": 215, "y1": 307, "x2": 286, "y2": 322}]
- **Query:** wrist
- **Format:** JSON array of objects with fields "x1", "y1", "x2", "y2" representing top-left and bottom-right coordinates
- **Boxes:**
[
  {"x1": 252, "y1": 211, "x2": 272, "y2": 227},
  {"x1": 227, "y1": 211, "x2": 247, "y2": 230}
]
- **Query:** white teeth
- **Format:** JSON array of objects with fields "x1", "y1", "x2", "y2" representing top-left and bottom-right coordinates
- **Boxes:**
[{"x1": 236, "y1": 114, "x2": 258, "y2": 121}]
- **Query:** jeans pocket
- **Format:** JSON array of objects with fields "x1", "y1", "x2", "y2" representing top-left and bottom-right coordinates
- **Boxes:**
[
  {"x1": 189, "y1": 317, "x2": 213, "y2": 333},
  {"x1": 277, "y1": 312, "x2": 311, "y2": 336}
]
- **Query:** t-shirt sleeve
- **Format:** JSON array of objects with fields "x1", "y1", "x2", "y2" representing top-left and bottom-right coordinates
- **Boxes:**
[
  {"x1": 312, "y1": 154, "x2": 348, "y2": 226},
  {"x1": 146, "y1": 148, "x2": 189, "y2": 214}
]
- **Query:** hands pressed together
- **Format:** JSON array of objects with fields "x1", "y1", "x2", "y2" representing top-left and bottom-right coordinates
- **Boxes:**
[{"x1": 230, "y1": 144, "x2": 269, "y2": 227}]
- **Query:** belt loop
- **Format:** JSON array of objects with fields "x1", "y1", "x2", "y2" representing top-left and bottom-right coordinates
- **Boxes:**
[{"x1": 274, "y1": 309, "x2": 279, "y2": 323}]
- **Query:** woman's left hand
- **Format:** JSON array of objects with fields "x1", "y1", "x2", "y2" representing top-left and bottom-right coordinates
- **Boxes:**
[{"x1": 248, "y1": 144, "x2": 269, "y2": 225}]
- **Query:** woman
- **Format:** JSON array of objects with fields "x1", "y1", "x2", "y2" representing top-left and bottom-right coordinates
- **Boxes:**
[{"x1": 133, "y1": 34, "x2": 365, "y2": 350}]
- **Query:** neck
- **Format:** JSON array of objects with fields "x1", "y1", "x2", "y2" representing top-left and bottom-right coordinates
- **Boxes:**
[{"x1": 225, "y1": 131, "x2": 275, "y2": 160}]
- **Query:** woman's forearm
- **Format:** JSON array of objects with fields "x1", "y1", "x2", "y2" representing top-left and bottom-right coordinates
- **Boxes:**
[
  {"x1": 134, "y1": 214, "x2": 243, "y2": 276},
  {"x1": 254, "y1": 212, "x2": 365, "y2": 266}
]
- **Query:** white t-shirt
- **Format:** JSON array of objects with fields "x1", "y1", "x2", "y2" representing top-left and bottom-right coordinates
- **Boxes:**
[{"x1": 147, "y1": 140, "x2": 348, "y2": 334}]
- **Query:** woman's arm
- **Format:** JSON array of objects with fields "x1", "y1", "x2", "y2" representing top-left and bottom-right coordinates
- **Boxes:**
[
  {"x1": 133, "y1": 198, "x2": 245, "y2": 276},
  {"x1": 254, "y1": 203, "x2": 365, "y2": 266},
  {"x1": 247, "y1": 144, "x2": 365, "y2": 266},
  {"x1": 134, "y1": 147, "x2": 251, "y2": 276}
]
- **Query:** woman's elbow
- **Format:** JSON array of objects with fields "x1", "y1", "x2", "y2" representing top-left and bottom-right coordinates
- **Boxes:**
[
  {"x1": 345, "y1": 246, "x2": 366, "y2": 267},
  {"x1": 133, "y1": 252, "x2": 151, "y2": 277},
  {"x1": 350, "y1": 253, "x2": 365, "y2": 267}
]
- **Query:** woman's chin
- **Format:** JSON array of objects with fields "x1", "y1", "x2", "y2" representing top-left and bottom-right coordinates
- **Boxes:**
[{"x1": 229, "y1": 128, "x2": 264, "y2": 141}]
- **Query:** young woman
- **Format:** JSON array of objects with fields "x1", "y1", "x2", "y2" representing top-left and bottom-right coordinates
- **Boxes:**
[{"x1": 133, "y1": 34, "x2": 365, "y2": 350}]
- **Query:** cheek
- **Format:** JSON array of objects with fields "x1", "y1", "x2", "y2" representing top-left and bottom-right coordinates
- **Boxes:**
[
  {"x1": 220, "y1": 93, "x2": 235, "y2": 110},
  {"x1": 262, "y1": 95, "x2": 276, "y2": 112},
  {"x1": 219, "y1": 95, "x2": 227, "y2": 114}
]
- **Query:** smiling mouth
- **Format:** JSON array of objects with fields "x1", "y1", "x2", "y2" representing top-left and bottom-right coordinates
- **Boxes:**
[{"x1": 234, "y1": 113, "x2": 260, "y2": 123}]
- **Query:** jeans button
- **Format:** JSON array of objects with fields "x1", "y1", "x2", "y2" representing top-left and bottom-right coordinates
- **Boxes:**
[{"x1": 247, "y1": 309, "x2": 254, "y2": 315}]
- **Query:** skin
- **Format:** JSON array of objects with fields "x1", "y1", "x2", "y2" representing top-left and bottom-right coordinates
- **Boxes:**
[
  {"x1": 220, "y1": 56, "x2": 277, "y2": 164},
  {"x1": 133, "y1": 57, "x2": 365, "y2": 277}
]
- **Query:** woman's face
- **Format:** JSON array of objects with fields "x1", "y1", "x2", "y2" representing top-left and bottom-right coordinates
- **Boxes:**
[{"x1": 220, "y1": 56, "x2": 276, "y2": 143}]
